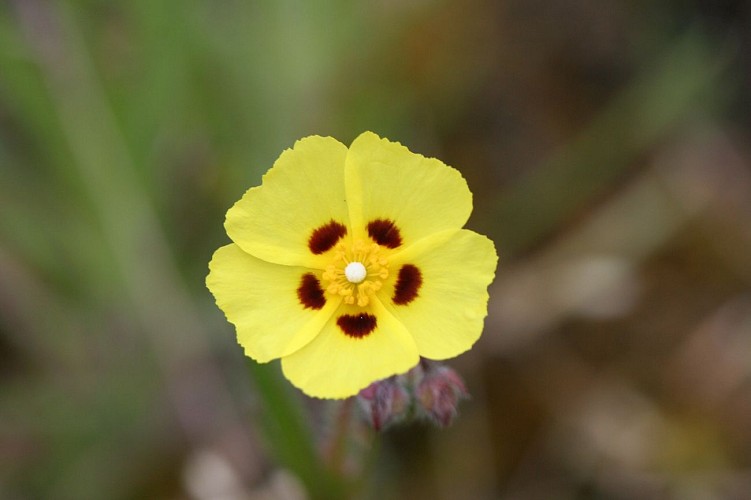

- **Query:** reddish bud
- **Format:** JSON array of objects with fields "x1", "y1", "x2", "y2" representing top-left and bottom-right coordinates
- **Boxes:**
[
  {"x1": 356, "y1": 362, "x2": 471, "y2": 430},
  {"x1": 415, "y1": 364, "x2": 469, "y2": 427},
  {"x1": 357, "y1": 377, "x2": 410, "y2": 431}
]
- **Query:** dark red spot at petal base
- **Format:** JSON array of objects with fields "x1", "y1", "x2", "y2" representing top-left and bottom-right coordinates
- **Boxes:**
[
  {"x1": 367, "y1": 219, "x2": 402, "y2": 248},
  {"x1": 337, "y1": 313, "x2": 377, "y2": 338},
  {"x1": 309, "y1": 220, "x2": 347, "y2": 254},
  {"x1": 297, "y1": 273, "x2": 326, "y2": 310},
  {"x1": 393, "y1": 264, "x2": 422, "y2": 305}
]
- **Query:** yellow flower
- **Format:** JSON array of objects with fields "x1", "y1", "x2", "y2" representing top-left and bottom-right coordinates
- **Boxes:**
[{"x1": 206, "y1": 132, "x2": 497, "y2": 399}]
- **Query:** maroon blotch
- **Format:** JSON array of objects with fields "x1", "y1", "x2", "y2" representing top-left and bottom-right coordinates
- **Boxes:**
[
  {"x1": 297, "y1": 273, "x2": 326, "y2": 310},
  {"x1": 393, "y1": 264, "x2": 422, "y2": 305},
  {"x1": 337, "y1": 313, "x2": 377, "y2": 338},
  {"x1": 367, "y1": 219, "x2": 402, "y2": 248},
  {"x1": 308, "y1": 220, "x2": 347, "y2": 254}
]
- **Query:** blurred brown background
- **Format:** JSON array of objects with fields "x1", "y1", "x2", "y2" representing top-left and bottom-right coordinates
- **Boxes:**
[{"x1": 1, "y1": 0, "x2": 751, "y2": 499}]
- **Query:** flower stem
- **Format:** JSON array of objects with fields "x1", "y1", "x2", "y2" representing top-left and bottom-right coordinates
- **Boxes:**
[
  {"x1": 325, "y1": 397, "x2": 356, "y2": 476},
  {"x1": 247, "y1": 362, "x2": 345, "y2": 500}
]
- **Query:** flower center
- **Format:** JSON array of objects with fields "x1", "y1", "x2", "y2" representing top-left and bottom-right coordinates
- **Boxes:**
[
  {"x1": 344, "y1": 262, "x2": 367, "y2": 283},
  {"x1": 323, "y1": 240, "x2": 389, "y2": 307}
]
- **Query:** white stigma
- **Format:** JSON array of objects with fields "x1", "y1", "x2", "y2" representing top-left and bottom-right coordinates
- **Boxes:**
[{"x1": 344, "y1": 262, "x2": 367, "y2": 284}]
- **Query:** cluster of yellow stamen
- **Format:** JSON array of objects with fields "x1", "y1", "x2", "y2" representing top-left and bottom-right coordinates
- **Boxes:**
[{"x1": 322, "y1": 240, "x2": 389, "y2": 307}]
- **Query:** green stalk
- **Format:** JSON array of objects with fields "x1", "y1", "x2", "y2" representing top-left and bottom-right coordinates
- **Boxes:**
[{"x1": 248, "y1": 362, "x2": 346, "y2": 499}]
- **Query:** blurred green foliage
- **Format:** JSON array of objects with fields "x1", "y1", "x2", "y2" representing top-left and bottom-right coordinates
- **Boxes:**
[{"x1": 1, "y1": 1, "x2": 750, "y2": 499}]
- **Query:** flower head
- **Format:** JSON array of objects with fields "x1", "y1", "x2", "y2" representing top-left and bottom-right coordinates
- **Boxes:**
[{"x1": 206, "y1": 132, "x2": 497, "y2": 399}]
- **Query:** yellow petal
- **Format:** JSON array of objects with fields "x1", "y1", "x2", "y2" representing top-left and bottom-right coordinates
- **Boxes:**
[
  {"x1": 226, "y1": 135, "x2": 350, "y2": 268},
  {"x1": 345, "y1": 131, "x2": 472, "y2": 245},
  {"x1": 281, "y1": 298, "x2": 419, "y2": 399},
  {"x1": 206, "y1": 244, "x2": 339, "y2": 362},
  {"x1": 382, "y1": 229, "x2": 498, "y2": 360}
]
